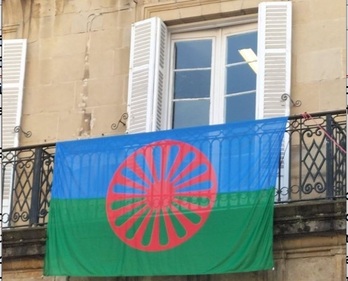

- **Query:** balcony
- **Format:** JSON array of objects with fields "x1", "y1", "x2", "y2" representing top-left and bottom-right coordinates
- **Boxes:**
[{"x1": 1, "y1": 110, "x2": 346, "y2": 229}]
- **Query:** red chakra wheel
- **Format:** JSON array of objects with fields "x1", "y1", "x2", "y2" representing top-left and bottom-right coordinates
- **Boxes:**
[{"x1": 106, "y1": 140, "x2": 217, "y2": 252}]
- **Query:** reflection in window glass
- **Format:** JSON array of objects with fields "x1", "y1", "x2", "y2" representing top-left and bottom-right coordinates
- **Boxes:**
[
  {"x1": 173, "y1": 100, "x2": 210, "y2": 129},
  {"x1": 172, "y1": 39, "x2": 213, "y2": 129},
  {"x1": 225, "y1": 31, "x2": 257, "y2": 122},
  {"x1": 174, "y1": 70, "x2": 211, "y2": 99},
  {"x1": 227, "y1": 32, "x2": 257, "y2": 64},
  {"x1": 226, "y1": 64, "x2": 256, "y2": 94},
  {"x1": 175, "y1": 40, "x2": 212, "y2": 69},
  {"x1": 225, "y1": 93, "x2": 256, "y2": 122}
]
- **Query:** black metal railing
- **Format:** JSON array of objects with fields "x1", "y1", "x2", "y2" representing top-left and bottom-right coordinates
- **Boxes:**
[
  {"x1": 2, "y1": 143, "x2": 55, "y2": 228},
  {"x1": 276, "y1": 110, "x2": 346, "y2": 202},
  {"x1": 1, "y1": 110, "x2": 346, "y2": 228}
]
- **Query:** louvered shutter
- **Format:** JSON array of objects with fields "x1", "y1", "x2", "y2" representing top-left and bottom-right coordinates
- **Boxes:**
[
  {"x1": 127, "y1": 17, "x2": 168, "y2": 133},
  {"x1": 256, "y1": 2, "x2": 292, "y2": 201},
  {"x1": 2, "y1": 39, "x2": 27, "y2": 224},
  {"x1": 3, "y1": 39, "x2": 27, "y2": 148}
]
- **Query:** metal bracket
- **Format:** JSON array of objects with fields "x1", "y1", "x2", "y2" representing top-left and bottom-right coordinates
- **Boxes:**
[
  {"x1": 111, "y1": 113, "x2": 128, "y2": 131},
  {"x1": 14, "y1": 126, "x2": 32, "y2": 138},
  {"x1": 281, "y1": 93, "x2": 302, "y2": 107}
]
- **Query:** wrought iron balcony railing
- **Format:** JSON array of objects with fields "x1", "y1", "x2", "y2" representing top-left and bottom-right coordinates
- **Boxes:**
[{"x1": 1, "y1": 110, "x2": 346, "y2": 228}]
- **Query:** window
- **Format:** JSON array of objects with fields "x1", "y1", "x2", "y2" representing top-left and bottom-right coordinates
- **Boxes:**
[
  {"x1": 127, "y1": 1, "x2": 292, "y2": 133},
  {"x1": 170, "y1": 27, "x2": 258, "y2": 129}
]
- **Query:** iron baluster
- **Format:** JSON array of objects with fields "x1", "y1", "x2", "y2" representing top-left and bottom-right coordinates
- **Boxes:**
[
  {"x1": 325, "y1": 114, "x2": 334, "y2": 199},
  {"x1": 29, "y1": 147, "x2": 43, "y2": 225}
]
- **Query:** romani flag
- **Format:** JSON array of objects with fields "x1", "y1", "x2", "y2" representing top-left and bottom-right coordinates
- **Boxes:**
[{"x1": 44, "y1": 117, "x2": 287, "y2": 277}]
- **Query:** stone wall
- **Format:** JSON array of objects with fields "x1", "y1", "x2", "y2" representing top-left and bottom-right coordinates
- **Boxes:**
[
  {"x1": 3, "y1": 200, "x2": 345, "y2": 281},
  {"x1": 2, "y1": 0, "x2": 346, "y2": 146}
]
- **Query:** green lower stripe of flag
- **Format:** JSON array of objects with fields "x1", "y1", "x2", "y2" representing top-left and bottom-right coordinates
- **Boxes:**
[{"x1": 44, "y1": 189, "x2": 274, "y2": 277}]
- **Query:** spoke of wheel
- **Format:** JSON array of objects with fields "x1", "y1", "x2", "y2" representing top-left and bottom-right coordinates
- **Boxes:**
[
  {"x1": 162, "y1": 208, "x2": 181, "y2": 243},
  {"x1": 170, "y1": 156, "x2": 202, "y2": 186},
  {"x1": 108, "y1": 198, "x2": 147, "y2": 222},
  {"x1": 165, "y1": 145, "x2": 187, "y2": 182},
  {"x1": 113, "y1": 172, "x2": 148, "y2": 193},
  {"x1": 127, "y1": 156, "x2": 154, "y2": 188},
  {"x1": 143, "y1": 147, "x2": 159, "y2": 183},
  {"x1": 132, "y1": 209, "x2": 155, "y2": 245},
  {"x1": 117, "y1": 204, "x2": 151, "y2": 237},
  {"x1": 174, "y1": 170, "x2": 212, "y2": 191},
  {"x1": 169, "y1": 204, "x2": 199, "y2": 229},
  {"x1": 149, "y1": 210, "x2": 160, "y2": 248}
]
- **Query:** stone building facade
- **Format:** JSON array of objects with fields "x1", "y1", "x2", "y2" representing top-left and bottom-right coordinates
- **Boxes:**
[{"x1": 2, "y1": 0, "x2": 346, "y2": 280}]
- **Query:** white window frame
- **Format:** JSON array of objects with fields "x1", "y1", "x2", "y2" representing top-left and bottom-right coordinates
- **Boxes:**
[{"x1": 168, "y1": 23, "x2": 258, "y2": 129}]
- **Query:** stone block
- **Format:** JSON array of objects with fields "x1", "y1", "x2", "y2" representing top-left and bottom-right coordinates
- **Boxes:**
[
  {"x1": 38, "y1": 38, "x2": 55, "y2": 59},
  {"x1": 71, "y1": 13, "x2": 89, "y2": 34},
  {"x1": 24, "y1": 61, "x2": 40, "y2": 88},
  {"x1": 318, "y1": 80, "x2": 346, "y2": 111},
  {"x1": 150, "y1": 8, "x2": 182, "y2": 23},
  {"x1": 289, "y1": 82, "x2": 320, "y2": 114},
  {"x1": 88, "y1": 105, "x2": 128, "y2": 137},
  {"x1": 293, "y1": 0, "x2": 312, "y2": 25},
  {"x1": 178, "y1": 5, "x2": 203, "y2": 22},
  {"x1": 57, "y1": 111, "x2": 87, "y2": 140},
  {"x1": 86, "y1": 75, "x2": 128, "y2": 106},
  {"x1": 51, "y1": 33, "x2": 87, "y2": 57},
  {"x1": 201, "y1": 3, "x2": 221, "y2": 20},
  {"x1": 90, "y1": 29, "x2": 123, "y2": 51},
  {"x1": 23, "y1": 82, "x2": 76, "y2": 115},
  {"x1": 51, "y1": 55, "x2": 85, "y2": 83},
  {"x1": 285, "y1": 256, "x2": 335, "y2": 281},
  {"x1": 294, "y1": 20, "x2": 345, "y2": 54},
  {"x1": 295, "y1": 49, "x2": 342, "y2": 83},
  {"x1": 56, "y1": 0, "x2": 91, "y2": 14},
  {"x1": 39, "y1": 59, "x2": 53, "y2": 85},
  {"x1": 54, "y1": 14, "x2": 73, "y2": 36},
  {"x1": 20, "y1": 113, "x2": 59, "y2": 145},
  {"x1": 220, "y1": 0, "x2": 243, "y2": 14},
  {"x1": 114, "y1": 47, "x2": 131, "y2": 75},
  {"x1": 103, "y1": 9, "x2": 134, "y2": 29},
  {"x1": 309, "y1": 0, "x2": 345, "y2": 21},
  {"x1": 39, "y1": 17, "x2": 54, "y2": 39},
  {"x1": 89, "y1": 50, "x2": 116, "y2": 79}
]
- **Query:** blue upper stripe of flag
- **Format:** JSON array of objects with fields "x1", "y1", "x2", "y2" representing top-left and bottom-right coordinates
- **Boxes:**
[{"x1": 52, "y1": 117, "x2": 287, "y2": 199}]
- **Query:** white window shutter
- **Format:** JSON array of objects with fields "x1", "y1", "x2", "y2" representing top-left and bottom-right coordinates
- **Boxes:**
[
  {"x1": 127, "y1": 17, "x2": 168, "y2": 133},
  {"x1": 2, "y1": 39, "x2": 27, "y2": 225},
  {"x1": 256, "y1": 2, "x2": 292, "y2": 202},
  {"x1": 256, "y1": 1, "x2": 292, "y2": 118},
  {"x1": 3, "y1": 39, "x2": 27, "y2": 148}
]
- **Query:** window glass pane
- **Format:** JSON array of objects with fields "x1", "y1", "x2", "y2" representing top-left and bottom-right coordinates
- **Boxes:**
[
  {"x1": 175, "y1": 40, "x2": 212, "y2": 69},
  {"x1": 225, "y1": 92, "x2": 256, "y2": 122},
  {"x1": 173, "y1": 100, "x2": 210, "y2": 129},
  {"x1": 174, "y1": 70, "x2": 211, "y2": 99},
  {"x1": 226, "y1": 64, "x2": 256, "y2": 94},
  {"x1": 226, "y1": 32, "x2": 257, "y2": 64}
]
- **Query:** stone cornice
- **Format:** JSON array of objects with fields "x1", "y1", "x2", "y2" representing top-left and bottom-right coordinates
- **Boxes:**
[{"x1": 141, "y1": 0, "x2": 259, "y2": 25}]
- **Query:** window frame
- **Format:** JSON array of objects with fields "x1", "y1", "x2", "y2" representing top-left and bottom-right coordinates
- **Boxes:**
[{"x1": 167, "y1": 23, "x2": 258, "y2": 129}]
